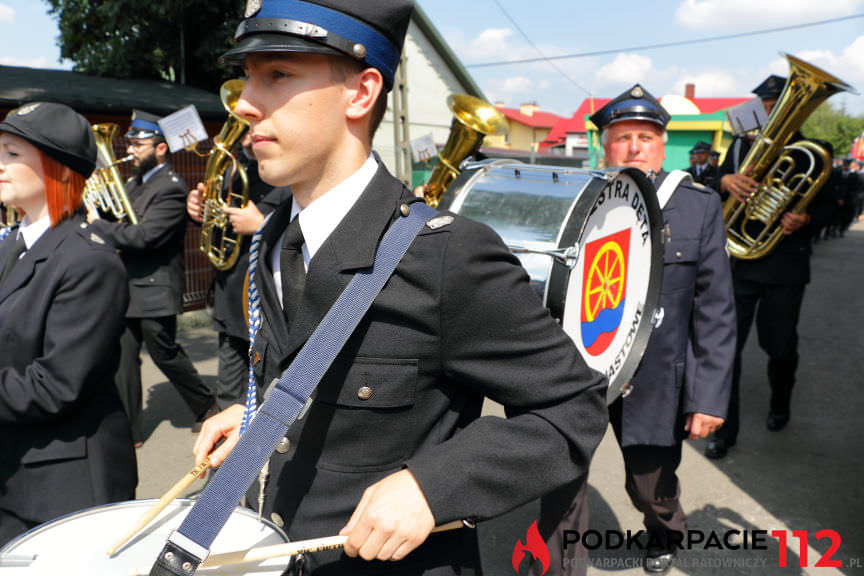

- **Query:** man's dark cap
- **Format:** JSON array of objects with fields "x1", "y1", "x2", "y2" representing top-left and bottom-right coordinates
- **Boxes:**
[
  {"x1": 710, "y1": 150, "x2": 720, "y2": 158},
  {"x1": 752, "y1": 75, "x2": 786, "y2": 100},
  {"x1": 126, "y1": 109, "x2": 164, "y2": 139},
  {"x1": 220, "y1": 0, "x2": 415, "y2": 91},
  {"x1": 0, "y1": 102, "x2": 96, "y2": 178},
  {"x1": 589, "y1": 84, "x2": 670, "y2": 131},
  {"x1": 690, "y1": 141, "x2": 711, "y2": 154}
]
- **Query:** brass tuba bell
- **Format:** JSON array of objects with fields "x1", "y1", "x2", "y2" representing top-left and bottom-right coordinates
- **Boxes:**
[
  {"x1": 83, "y1": 123, "x2": 138, "y2": 224},
  {"x1": 423, "y1": 94, "x2": 508, "y2": 208},
  {"x1": 200, "y1": 79, "x2": 251, "y2": 271},
  {"x1": 723, "y1": 54, "x2": 853, "y2": 259}
]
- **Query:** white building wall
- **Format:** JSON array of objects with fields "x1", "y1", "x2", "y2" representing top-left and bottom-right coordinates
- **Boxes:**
[{"x1": 373, "y1": 21, "x2": 476, "y2": 176}]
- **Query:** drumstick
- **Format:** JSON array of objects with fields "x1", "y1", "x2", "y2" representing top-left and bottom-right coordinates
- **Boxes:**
[
  {"x1": 199, "y1": 520, "x2": 466, "y2": 569},
  {"x1": 108, "y1": 458, "x2": 212, "y2": 556}
]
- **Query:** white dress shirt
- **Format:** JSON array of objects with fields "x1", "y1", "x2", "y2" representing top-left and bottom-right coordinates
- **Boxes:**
[
  {"x1": 270, "y1": 154, "x2": 378, "y2": 307},
  {"x1": 18, "y1": 214, "x2": 52, "y2": 250}
]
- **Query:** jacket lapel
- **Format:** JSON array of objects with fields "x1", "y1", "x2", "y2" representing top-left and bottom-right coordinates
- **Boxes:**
[
  {"x1": 0, "y1": 217, "x2": 75, "y2": 306},
  {"x1": 276, "y1": 163, "x2": 408, "y2": 369}
]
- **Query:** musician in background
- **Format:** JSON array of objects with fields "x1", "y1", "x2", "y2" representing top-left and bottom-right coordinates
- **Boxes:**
[
  {"x1": 0, "y1": 103, "x2": 136, "y2": 545},
  {"x1": 190, "y1": 1, "x2": 608, "y2": 574},
  {"x1": 706, "y1": 76, "x2": 833, "y2": 459},
  {"x1": 592, "y1": 85, "x2": 735, "y2": 573},
  {"x1": 187, "y1": 132, "x2": 291, "y2": 408},
  {"x1": 88, "y1": 110, "x2": 217, "y2": 446},
  {"x1": 685, "y1": 141, "x2": 719, "y2": 191}
]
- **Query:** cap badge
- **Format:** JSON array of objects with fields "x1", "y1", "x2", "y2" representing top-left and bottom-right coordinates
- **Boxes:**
[
  {"x1": 245, "y1": 0, "x2": 262, "y2": 18},
  {"x1": 630, "y1": 86, "x2": 644, "y2": 98},
  {"x1": 16, "y1": 103, "x2": 40, "y2": 116}
]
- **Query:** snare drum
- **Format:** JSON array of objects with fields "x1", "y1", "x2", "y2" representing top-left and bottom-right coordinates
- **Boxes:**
[
  {"x1": 0, "y1": 499, "x2": 288, "y2": 575},
  {"x1": 443, "y1": 161, "x2": 664, "y2": 402}
]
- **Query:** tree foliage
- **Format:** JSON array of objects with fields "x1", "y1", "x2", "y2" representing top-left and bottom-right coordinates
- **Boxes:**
[
  {"x1": 802, "y1": 102, "x2": 864, "y2": 158},
  {"x1": 43, "y1": 0, "x2": 245, "y2": 92}
]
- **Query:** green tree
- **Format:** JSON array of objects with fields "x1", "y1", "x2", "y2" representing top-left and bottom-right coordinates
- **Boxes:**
[
  {"x1": 43, "y1": 0, "x2": 245, "y2": 92},
  {"x1": 802, "y1": 101, "x2": 864, "y2": 158}
]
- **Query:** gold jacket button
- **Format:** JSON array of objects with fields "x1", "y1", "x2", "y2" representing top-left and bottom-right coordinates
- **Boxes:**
[
  {"x1": 270, "y1": 512, "x2": 285, "y2": 528},
  {"x1": 357, "y1": 386, "x2": 373, "y2": 400},
  {"x1": 275, "y1": 437, "x2": 291, "y2": 454}
]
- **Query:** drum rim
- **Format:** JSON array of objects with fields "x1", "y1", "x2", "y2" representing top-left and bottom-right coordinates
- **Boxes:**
[{"x1": 0, "y1": 498, "x2": 288, "y2": 554}]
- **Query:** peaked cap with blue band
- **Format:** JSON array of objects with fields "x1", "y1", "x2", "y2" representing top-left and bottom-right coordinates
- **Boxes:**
[
  {"x1": 752, "y1": 74, "x2": 786, "y2": 100},
  {"x1": 589, "y1": 84, "x2": 670, "y2": 131},
  {"x1": 126, "y1": 109, "x2": 164, "y2": 139},
  {"x1": 220, "y1": 0, "x2": 415, "y2": 91}
]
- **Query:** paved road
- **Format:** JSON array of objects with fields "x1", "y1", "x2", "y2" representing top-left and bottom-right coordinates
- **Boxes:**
[{"x1": 137, "y1": 222, "x2": 864, "y2": 575}]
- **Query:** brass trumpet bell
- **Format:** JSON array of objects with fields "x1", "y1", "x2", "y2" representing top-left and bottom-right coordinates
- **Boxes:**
[{"x1": 424, "y1": 94, "x2": 508, "y2": 208}]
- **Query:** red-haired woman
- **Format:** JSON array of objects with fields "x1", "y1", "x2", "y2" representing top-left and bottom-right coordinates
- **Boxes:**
[{"x1": 0, "y1": 102, "x2": 137, "y2": 546}]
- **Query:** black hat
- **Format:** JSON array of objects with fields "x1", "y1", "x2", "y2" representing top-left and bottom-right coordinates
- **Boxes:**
[
  {"x1": 220, "y1": 0, "x2": 415, "y2": 91},
  {"x1": 0, "y1": 102, "x2": 96, "y2": 178},
  {"x1": 710, "y1": 150, "x2": 720, "y2": 158},
  {"x1": 126, "y1": 109, "x2": 164, "y2": 139},
  {"x1": 690, "y1": 141, "x2": 711, "y2": 154},
  {"x1": 589, "y1": 84, "x2": 670, "y2": 131},
  {"x1": 752, "y1": 75, "x2": 786, "y2": 100}
]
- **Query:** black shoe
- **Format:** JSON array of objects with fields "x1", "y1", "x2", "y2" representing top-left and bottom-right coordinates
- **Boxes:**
[
  {"x1": 192, "y1": 401, "x2": 220, "y2": 434},
  {"x1": 644, "y1": 547, "x2": 676, "y2": 574},
  {"x1": 766, "y1": 411, "x2": 790, "y2": 431},
  {"x1": 705, "y1": 437, "x2": 735, "y2": 459}
]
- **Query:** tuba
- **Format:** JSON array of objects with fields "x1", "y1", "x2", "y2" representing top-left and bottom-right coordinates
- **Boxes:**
[
  {"x1": 723, "y1": 54, "x2": 853, "y2": 259},
  {"x1": 83, "y1": 123, "x2": 138, "y2": 224},
  {"x1": 423, "y1": 94, "x2": 508, "y2": 208},
  {"x1": 200, "y1": 79, "x2": 250, "y2": 271}
]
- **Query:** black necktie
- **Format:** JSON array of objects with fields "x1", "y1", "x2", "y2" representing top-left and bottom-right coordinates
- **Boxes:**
[
  {"x1": 280, "y1": 217, "x2": 306, "y2": 326},
  {"x1": 0, "y1": 233, "x2": 27, "y2": 286}
]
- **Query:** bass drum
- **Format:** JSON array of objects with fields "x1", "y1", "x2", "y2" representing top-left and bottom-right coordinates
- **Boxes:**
[
  {"x1": 0, "y1": 499, "x2": 288, "y2": 574},
  {"x1": 441, "y1": 160, "x2": 663, "y2": 403}
]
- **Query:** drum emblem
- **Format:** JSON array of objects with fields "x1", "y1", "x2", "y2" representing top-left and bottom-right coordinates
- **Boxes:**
[{"x1": 581, "y1": 228, "x2": 630, "y2": 356}]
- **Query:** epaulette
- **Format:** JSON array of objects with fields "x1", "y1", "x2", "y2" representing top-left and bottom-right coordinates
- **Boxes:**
[{"x1": 77, "y1": 222, "x2": 109, "y2": 247}]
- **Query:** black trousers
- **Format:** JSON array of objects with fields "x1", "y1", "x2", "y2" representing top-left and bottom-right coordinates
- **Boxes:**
[
  {"x1": 217, "y1": 332, "x2": 250, "y2": 409},
  {"x1": 116, "y1": 316, "x2": 214, "y2": 442},
  {"x1": 715, "y1": 277, "x2": 805, "y2": 443}
]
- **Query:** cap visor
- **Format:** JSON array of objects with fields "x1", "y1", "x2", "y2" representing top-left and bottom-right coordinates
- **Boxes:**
[{"x1": 219, "y1": 33, "x2": 344, "y2": 66}]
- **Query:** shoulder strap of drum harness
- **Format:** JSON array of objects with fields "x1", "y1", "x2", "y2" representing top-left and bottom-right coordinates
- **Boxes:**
[
  {"x1": 149, "y1": 201, "x2": 439, "y2": 576},
  {"x1": 655, "y1": 169, "x2": 692, "y2": 210}
]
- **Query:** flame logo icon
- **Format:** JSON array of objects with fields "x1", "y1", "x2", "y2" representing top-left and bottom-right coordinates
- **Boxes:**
[{"x1": 512, "y1": 520, "x2": 550, "y2": 574}]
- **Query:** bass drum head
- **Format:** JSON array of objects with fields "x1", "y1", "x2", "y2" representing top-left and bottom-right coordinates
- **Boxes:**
[
  {"x1": 0, "y1": 499, "x2": 288, "y2": 575},
  {"x1": 558, "y1": 167, "x2": 663, "y2": 403},
  {"x1": 443, "y1": 163, "x2": 662, "y2": 403}
]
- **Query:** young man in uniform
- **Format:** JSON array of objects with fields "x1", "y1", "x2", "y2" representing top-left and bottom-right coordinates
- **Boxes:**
[
  {"x1": 192, "y1": 1, "x2": 608, "y2": 574},
  {"x1": 88, "y1": 110, "x2": 217, "y2": 445}
]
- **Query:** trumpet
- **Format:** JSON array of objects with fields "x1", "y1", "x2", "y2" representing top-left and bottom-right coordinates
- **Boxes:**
[
  {"x1": 199, "y1": 79, "x2": 250, "y2": 271},
  {"x1": 423, "y1": 94, "x2": 508, "y2": 208},
  {"x1": 83, "y1": 123, "x2": 138, "y2": 224}
]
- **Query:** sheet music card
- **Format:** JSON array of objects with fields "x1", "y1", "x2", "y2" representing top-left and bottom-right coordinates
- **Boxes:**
[
  {"x1": 158, "y1": 105, "x2": 209, "y2": 153},
  {"x1": 410, "y1": 133, "x2": 438, "y2": 163},
  {"x1": 725, "y1": 99, "x2": 769, "y2": 136}
]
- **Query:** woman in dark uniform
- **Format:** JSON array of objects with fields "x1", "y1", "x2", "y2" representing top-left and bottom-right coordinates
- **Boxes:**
[{"x1": 0, "y1": 102, "x2": 137, "y2": 546}]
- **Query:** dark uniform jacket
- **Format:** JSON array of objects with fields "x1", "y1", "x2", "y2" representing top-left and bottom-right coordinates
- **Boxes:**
[
  {"x1": 212, "y1": 160, "x2": 292, "y2": 339},
  {"x1": 0, "y1": 214, "x2": 137, "y2": 524},
  {"x1": 91, "y1": 163, "x2": 188, "y2": 317},
  {"x1": 719, "y1": 135, "x2": 833, "y2": 285},
  {"x1": 686, "y1": 163, "x2": 719, "y2": 192},
  {"x1": 614, "y1": 172, "x2": 735, "y2": 447},
  {"x1": 249, "y1": 162, "x2": 608, "y2": 574}
]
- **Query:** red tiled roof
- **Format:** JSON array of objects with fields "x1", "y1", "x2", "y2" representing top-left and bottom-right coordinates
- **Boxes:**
[
  {"x1": 497, "y1": 106, "x2": 564, "y2": 129},
  {"x1": 688, "y1": 97, "x2": 751, "y2": 114}
]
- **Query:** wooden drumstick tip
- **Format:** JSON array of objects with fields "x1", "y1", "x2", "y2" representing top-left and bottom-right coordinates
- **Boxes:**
[{"x1": 107, "y1": 458, "x2": 212, "y2": 557}]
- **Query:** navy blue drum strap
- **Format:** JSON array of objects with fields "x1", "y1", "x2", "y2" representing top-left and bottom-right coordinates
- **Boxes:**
[{"x1": 149, "y1": 202, "x2": 437, "y2": 576}]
